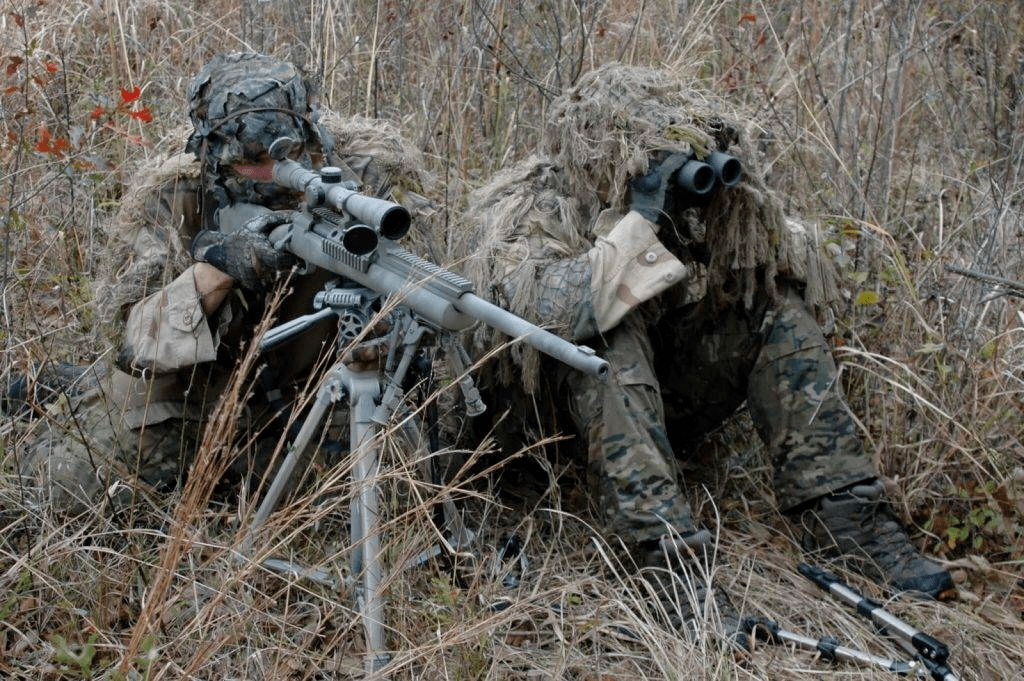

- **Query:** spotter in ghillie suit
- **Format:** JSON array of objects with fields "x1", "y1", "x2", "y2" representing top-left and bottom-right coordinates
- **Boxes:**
[{"x1": 460, "y1": 62, "x2": 952, "y2": 649}]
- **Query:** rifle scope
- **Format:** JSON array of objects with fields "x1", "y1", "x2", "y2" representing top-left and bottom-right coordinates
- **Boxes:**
[
  {"x1": 269, "y1": 137, "x2": 412, "y2": 241},
  {"x1": 320, "y1": 167, "x2": 411, "y2": 241}
]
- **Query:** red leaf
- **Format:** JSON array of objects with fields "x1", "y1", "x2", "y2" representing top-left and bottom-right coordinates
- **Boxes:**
[
  {"x1": 45, "y1": 61, "x2": 59, "y2": 74},
  {"x1": 129, "y1": 106, "x2": 153, "y2": 123},
  {"x1": 6, "y1": 56, "x2": 23, "y2": 76},
  {"x1": 120, "y1": 86, "x2": 141, "y2": 103},
  {"x1": 4, "y1": 86, "x2": 18, "y2": 94},
  {"x1": 90, "y1": 105, "x2": 105, "y2": 119},
  {"x1": 739, "y1": 13, "x2": 757, "y2": 24},
  {"x1": 35, "y1": 128, "x2": 52, "y2": 153},
  {"x1": 53, "y1": 137, "x2": 70, "y2": 153}
]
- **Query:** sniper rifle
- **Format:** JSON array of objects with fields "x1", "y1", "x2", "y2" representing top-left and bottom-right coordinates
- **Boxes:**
[{"x1": 226, "y1": 139, "x2": 607, "y2": 674}]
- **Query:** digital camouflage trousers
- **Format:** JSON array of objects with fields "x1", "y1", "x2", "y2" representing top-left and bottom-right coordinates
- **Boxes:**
[{"x1": 562, "y1": 286, "x2": 875, "y2": 546}]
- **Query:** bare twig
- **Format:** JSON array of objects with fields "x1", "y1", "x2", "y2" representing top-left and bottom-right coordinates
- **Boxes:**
[{"x1": 945, "y1": 264, "x2": 1024, "y2": 297}]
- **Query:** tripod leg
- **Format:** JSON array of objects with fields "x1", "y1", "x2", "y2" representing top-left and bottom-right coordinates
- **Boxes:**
[{"x1": 344, "y1": 367, "x2": 390, "y2": 674}]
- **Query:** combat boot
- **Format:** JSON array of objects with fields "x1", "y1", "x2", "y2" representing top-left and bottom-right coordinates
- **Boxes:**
[
  {"x1": 3, "y1": 363, "x2": 102, "y2": 416},
  {"x1": 799, "y1": 479, "x2": 952, "y2": 598},
  {"x1": 641, "y1": 532, "x2": 749, "y2": 651}
]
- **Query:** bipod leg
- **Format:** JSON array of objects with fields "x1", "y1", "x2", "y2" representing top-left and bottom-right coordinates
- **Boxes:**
[
  {"x1": 798, "y1": 563, "x2": 959, "y2": 681},
  {"x1": 400, "y1": 419, "x2": 476, "y2": 570},
  {"x1": 244, "y1": 366, "x2": 347, "y2": 553},
  {"x1": 343, "y1": 365, "x2": 390, "y2": 674}
]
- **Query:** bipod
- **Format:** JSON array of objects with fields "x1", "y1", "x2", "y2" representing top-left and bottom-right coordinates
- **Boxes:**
[
  {"x1": 798, "y1": 563, "x2": 959, "y2": 681},
  {"x1": 240, "y1": 281, "x2": 481, "y2": 675}
]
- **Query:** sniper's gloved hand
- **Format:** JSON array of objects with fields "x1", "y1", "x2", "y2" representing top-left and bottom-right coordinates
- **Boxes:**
[
  {"x1": 191, "y1": 227, "x2": 295, "y2": 292},
  {"x1": 628, "y1": 152, "x2": 691, "y2": 226},
  {"x1": 241, "y1": 209, "x2": 296, "y2": 235}
]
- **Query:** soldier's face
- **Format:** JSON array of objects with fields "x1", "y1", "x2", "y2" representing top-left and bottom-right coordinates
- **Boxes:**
[
  {"x1": 230, "y1": 152, "x2": 275, "y2": 182},
  {"x1": 224, "y1": 136, "x2": 311, "y2": 184}
]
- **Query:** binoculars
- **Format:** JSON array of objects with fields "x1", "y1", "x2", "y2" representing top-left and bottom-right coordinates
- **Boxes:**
[{"x1": 674, "y1": 150, "x2": 742, "y2": 196}]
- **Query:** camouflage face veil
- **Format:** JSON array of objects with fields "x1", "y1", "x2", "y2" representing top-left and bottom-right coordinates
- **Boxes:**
[{"x1": 185, "y1": 52, "x2": 328, "y2": 204}]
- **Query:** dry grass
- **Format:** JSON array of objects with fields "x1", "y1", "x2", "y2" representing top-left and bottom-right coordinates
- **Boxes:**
[{"x1": 2, "y1": 1, "x2": 1023, "y2": 679}]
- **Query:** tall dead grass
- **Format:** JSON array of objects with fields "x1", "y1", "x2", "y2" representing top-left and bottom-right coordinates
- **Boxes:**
[{"x1": 2, "y1": 1, "x2": 1022, "y2": 679}]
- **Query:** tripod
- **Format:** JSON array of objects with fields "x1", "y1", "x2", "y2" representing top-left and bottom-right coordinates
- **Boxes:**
[{"x1": 242, "y1": 280, "x2": 478, "y2": 674}]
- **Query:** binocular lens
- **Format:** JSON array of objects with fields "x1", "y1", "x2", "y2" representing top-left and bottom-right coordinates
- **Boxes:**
[
  {"x1": 676, "y1": 160, "x2": 716, "y2": 195},
  {"x1": 708, "y1": 151, "x2": 742, "y2": 186}
]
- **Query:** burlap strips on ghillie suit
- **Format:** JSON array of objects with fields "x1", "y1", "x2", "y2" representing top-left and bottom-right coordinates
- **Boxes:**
[
  {"x1": 463, "y1": 62, "x2": 839, "y2": 393},
  {"x1": 94, "y1": 114, "x2": 437, "y2": 335},
  {"x1": 462, "y1": 157, "x2": 588, "y2": 392},
  {"x1": 93, "y1": 125, "x2": 197, "y2": 328}
]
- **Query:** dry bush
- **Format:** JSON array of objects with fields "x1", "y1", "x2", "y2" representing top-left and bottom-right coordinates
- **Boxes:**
[{"x1": 2, "y1": 1, "x2": 1023, "y2": 679}]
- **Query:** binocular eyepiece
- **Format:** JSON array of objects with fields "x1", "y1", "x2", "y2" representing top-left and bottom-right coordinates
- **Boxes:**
[{"x1": 674, "y1": 151, "x2": 743, "y2": 196}]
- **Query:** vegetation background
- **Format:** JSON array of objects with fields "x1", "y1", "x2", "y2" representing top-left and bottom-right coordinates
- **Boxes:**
[{"x1": 2, "y1": 0, "x2": 1022, "y2": 678}]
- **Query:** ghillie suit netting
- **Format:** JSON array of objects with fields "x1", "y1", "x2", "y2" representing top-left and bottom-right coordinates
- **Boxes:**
[{"x1": 462, "y1": 62, "x2": 839, "y2": 392}]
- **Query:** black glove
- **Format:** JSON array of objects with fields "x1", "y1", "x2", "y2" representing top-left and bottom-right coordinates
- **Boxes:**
[
  {"x1": 191, "y1": 226, "x2": 295, "y2": 292},
  {"x1": 627, "y1": 152, "x2": 691, "y2": 225}
]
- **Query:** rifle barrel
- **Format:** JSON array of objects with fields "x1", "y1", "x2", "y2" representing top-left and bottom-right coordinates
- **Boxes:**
[{"x1": 455, "y1": 292, "x2": 609, "y2": 379}]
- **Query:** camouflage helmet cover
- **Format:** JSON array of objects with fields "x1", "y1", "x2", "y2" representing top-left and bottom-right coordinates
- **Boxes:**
[{"x1": 185, "y1": 52, "x2": 320, "y2": 170}]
